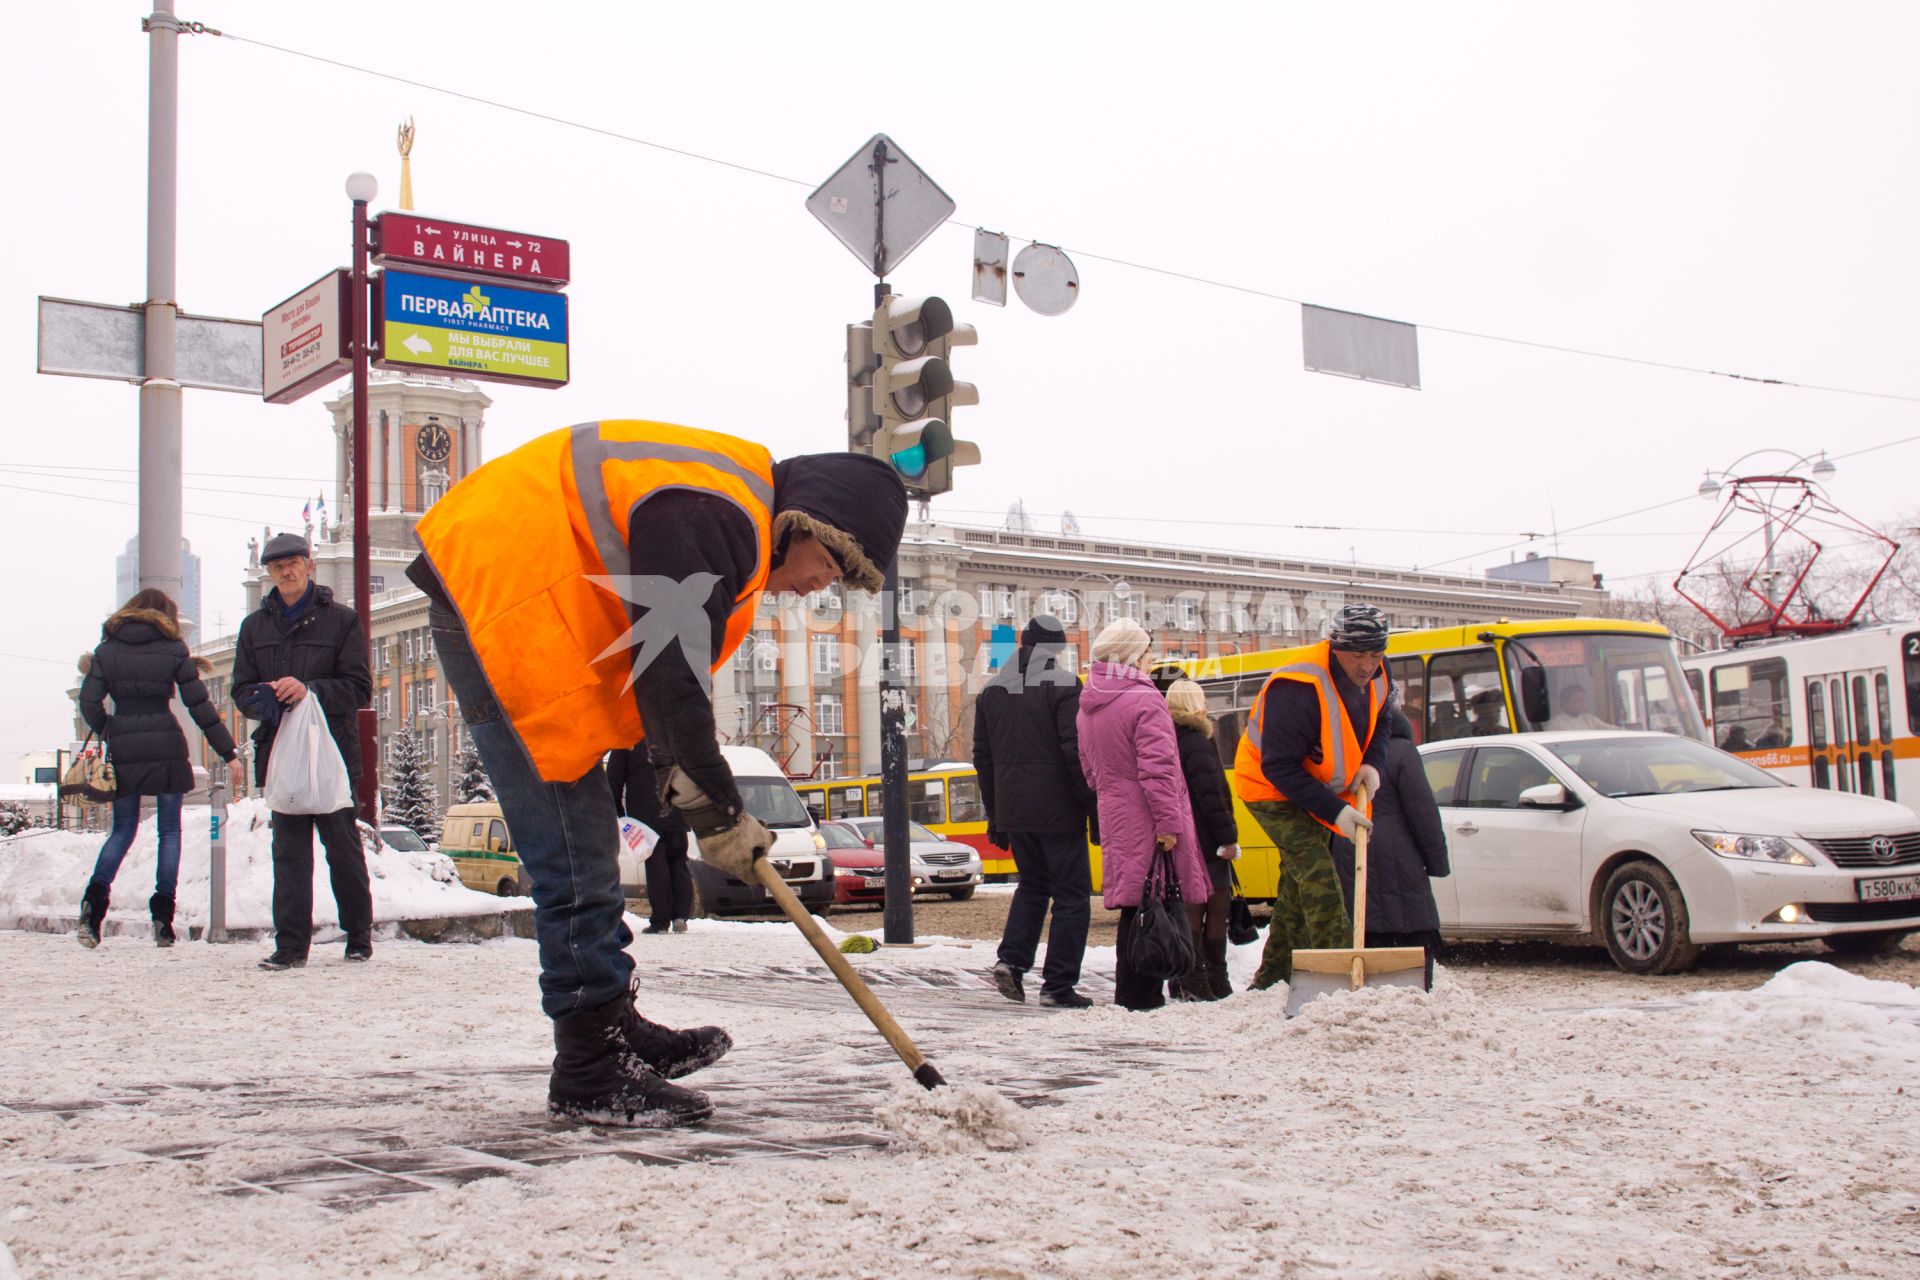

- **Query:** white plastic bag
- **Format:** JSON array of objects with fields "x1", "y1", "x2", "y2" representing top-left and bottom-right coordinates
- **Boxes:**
[{"x1": 264, "y1": 693, "x2": 353, "y2": 814}]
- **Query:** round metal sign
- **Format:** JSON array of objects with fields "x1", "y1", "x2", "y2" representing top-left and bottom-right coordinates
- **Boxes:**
[{"x1": 1012, "y1": 243, "x2": 1080, "y2": 316}]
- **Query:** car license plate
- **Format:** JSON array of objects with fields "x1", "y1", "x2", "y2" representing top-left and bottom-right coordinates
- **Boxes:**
[
  {"x1": 933, "y1": 871, "x2": 968, "y2": 881},
  {"x1": 1857, "y1": 874, "x2": 1920, "y2": 902}
]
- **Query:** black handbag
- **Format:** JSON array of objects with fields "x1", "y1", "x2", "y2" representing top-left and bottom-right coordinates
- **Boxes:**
[
  {"x1": 1226, "y1": 865, "x2": 1260, "y2": 946},
  {"x1": 1127, "y1": 845, "x2": 1195, "y2": 982}
]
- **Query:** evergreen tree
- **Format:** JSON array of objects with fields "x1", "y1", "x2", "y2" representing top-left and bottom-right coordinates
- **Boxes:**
[
  {"x1": 0, "y1": 801, "x2": 34, "y2": 837},
  {"x1": 454, "y1": 744, "x2": 494, "y2": 804},
  {"x1": 383, "y1": 727, "x2": 438, "y2": 840}
]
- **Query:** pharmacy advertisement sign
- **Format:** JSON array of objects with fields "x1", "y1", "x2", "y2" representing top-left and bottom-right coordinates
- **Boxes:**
[{"x1": 373, "y1": 268, "x2": 569, "y2": 388}]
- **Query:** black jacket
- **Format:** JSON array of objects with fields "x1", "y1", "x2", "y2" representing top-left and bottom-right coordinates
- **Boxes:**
[
  {"x1": 971, "y1": 641, "x2": 1095, "y2": 834},
  {"x1": 1330, "y1": 721, "x2": 1451, "y2": 934},
  {"x1": 1174, "y1": 720, "x2": 1238, "y2": 858},
  {"x1": 231, "y1": 584, "x2": 372, "y2": 784},
  {"x1": 78, "y1": 607, "x2": 237, "y2": 797}
]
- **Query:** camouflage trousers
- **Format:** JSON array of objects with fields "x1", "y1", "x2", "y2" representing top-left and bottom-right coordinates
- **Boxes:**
[{"x1": 1247, "y1": 800, "x2": 1353, "y2": 989}]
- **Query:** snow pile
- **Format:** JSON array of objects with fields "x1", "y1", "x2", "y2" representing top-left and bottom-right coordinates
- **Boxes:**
[
  {"x1": 874, "y1": 1080, "x2": 1031, "y2": 1152},
  {"x1": 0, "y1": 798, "x2": 522, "y2": 931},
  {"x1": 1686, "y1": 958, "x2": 1920, "y2": 1066}
]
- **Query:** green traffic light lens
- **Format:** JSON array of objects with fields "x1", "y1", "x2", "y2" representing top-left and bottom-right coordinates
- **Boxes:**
[{"x1": 890, "y1": 444, "x2": 928, "y2": 479}]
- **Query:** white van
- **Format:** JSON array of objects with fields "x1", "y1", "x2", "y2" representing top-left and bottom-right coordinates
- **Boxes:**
[{"x1": 622, "y1": 745, "x2": 835, "y2": 917}]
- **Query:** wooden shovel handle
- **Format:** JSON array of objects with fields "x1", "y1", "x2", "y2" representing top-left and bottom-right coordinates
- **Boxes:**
[
  {"x1": 1351, "y1": 781, "x2": 1370, "y2": 950},
  {"x1": 752, "y1": 858, "x2": 945, "y2": 1089}
]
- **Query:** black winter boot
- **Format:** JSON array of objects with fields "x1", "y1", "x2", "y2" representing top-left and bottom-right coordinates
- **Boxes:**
[
  {"x1": 150, "y1": 893, "x2": 176, "y2": 948},
  {"x1": 1206, "y1": 934, "x2": 1232, "y2": 1000},
  {"x1": 618, "y1": 982, "x2": 731, "y2": 1079},
  {"x1": 548, "y1": 996, "x2": 714, "y2": 1128},
  {"x1": 77, "y1": 884, "x2": 109, "y2": 949}
]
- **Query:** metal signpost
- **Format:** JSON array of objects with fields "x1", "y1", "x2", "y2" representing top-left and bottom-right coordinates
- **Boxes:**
[{"x1": 807, "y1": 134, "x2": 958, "y2": 945}]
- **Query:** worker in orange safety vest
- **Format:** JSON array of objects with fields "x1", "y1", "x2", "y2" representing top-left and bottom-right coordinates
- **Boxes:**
[{"x1": 406, "y1": 420, "x2": 907, "y2": 1128}]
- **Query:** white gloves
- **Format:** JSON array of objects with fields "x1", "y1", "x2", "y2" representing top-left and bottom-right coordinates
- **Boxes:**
[
  {"x1": 1356, "y1": 764, "x2": 1381, "y2": 800},
  {"x1": 1335, "y1": 806, "x2": 1373, "y2": 840},
  {"x1": 696, "y1": 813, "x2": 773, "y2": 881}
]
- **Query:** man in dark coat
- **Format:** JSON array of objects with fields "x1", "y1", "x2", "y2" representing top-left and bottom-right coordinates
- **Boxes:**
[
  {"x1": 1328, "y1": 708, "x2": 1450, "y2": 984},
  {"x1": 607, "y1": 747, "x2": 693, "y2": 933},
  {"x1": 974, "y1": 615, "x2": 1098, "y2": 1008},
  {"x1": 231, "y1": 533, "x2": 374, "y2": 971}
]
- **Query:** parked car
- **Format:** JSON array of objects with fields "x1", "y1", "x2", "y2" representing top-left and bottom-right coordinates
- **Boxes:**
[
  {"x1": 377, "y1": 825, "x2": 430, "y2": 853},
  {"x1": 439, "y1": 801, "x2": 530, "y2": 897},
  {"x1": 1419, "y1": 731, "x2": 1920, "y2": 974},
  {"x1": 681, "y1": 747, "x2": 836, "y2": 917},
  {"x1": 820, "y1": 819, "x2": 883, "y2": 906},
  {"x1": 835, "y1": 816, "x2": 982, "y2": 900}
]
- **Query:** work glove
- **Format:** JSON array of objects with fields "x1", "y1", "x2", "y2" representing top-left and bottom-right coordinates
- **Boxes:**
[
  {"x1": 1356, "y1": 764, "x2": 1381, "y2": 801},
  {"x1": 987, "y1": 829, "x2": 1009, "y2": 851},
  {"x1": 696, "y1": 813, "x2": 774, "y2": 882},
  {"x1": 1335, "y1": 806, "x2": 1374, "y2": 841}
]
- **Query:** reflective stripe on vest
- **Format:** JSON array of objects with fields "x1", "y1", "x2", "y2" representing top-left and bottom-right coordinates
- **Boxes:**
[
  {"x1": 415, "y1": 420, "x2": 774, "y2": 784},
  {"x1": 1231, "y1": 641, "x2": 1388, "y2": 825}
]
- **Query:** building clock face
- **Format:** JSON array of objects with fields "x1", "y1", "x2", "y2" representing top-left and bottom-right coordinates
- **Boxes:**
[{"x1": 416, "y1": 421, "x2": 453, "y2": 463}]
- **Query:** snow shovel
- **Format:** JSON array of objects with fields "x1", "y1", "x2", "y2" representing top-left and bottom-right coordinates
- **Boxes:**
[
  {"x1": 1285, "y1": 782, "x2": 1429, "y2": 1015},
  {"x1": 752, "y1": 858, "x2": 947, "y2": 1090}
]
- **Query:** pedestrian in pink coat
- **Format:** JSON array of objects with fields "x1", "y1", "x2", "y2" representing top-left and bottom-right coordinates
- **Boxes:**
[{"x1": 1077, "y1": 619, "x2": 1211, "y2": 1010}]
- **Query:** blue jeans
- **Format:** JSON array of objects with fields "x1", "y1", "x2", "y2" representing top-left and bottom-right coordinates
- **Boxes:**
[
  {"x1": 430, "y1": 599, "x2": 633, "y2": 1018},
  {"x1": 88, "y1": 793, "x2": 183, "y2": 898}
]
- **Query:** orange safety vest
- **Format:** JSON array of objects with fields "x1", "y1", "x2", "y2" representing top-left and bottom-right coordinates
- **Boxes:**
[
  {"x1": 415, "y1": 420, "x2": 774, "y2": 783},
  {"x1": 1232, "y1": 640, "x2": 1389, "y2": 830}
]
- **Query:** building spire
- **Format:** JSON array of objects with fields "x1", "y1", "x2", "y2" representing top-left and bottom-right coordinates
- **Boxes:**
[{"x1": 397, "y1": 117, "x2": 415, "y2": 211}]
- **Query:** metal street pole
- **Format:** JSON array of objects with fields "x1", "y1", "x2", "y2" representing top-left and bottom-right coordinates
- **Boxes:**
[
  {"x1": 347, "y1": 172, "x2": 380, "y2": 824},
  {"x1": 874, "y1": 274, "x2": 912, "y2": 946},
  {"x1": 139, "y1": 2, "x2": 183, "y2": 602},
  {"x1": 207, "y1": 771, "x2": 228, "y2": 942}
]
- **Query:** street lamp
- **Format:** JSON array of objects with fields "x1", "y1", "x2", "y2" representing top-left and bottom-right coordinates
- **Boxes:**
[
  {"x1": 347, "y1": 170, "x2": 380, "y2": 824},
  {"x1": 1696, "y1": 448, "x2": 1836, "y2": 502}
]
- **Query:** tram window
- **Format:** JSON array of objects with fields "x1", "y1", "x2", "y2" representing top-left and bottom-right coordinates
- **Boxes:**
[
  {"x1": 1851, "y1": 676, "x2": 1872, "y2": 748},
  {"x1": 949, "y1": 775, "x2": 987, "y2": 824},
  {"x1": 1710, "y1": 658, "x2": 1790, "y2": 751},
  {"x1": 832, "y1": 786, "x2": 863, "y2": 818},
  {"x1": 1429, "y1": 651, "x2": 1501, "y2": 741},
  {"x1": 1807, "y1": 682, "x2": 1827, "y2": 750},
  {"x1": 911, "y1": 779, "x2": 945, "y2": 826},
  {"x1": 1884, "y1": 752, "x2": 1898, "y2": 802},
  {"x1": 1684, "y1": 670, "x2": 1706, "y2": 718},
  {"x1": 802, "y1": 791, "x2": 826, "y2": 820},
  {"x1": 1812, "y1": 756, "x2": 1831, "y2": 789},
  {"x1": 1858, "y1": 753, "x2": 1875, "y2": 797},
  {"x1": 1904, "y1": 633, "x2": 1920, "y2": 733},
  {"x1": 1389, "y1": 657, "x2": 1427, "y2": 744},
  {"x1": 1876, "y1": 674, "x2": 1893, "y2": 745},
  {"x1": 1830, "y1": 679, "x2": 1848, "y2": 747},
  {"x1": 865, "y1": 784, "x2": 886, "y2": 816}
]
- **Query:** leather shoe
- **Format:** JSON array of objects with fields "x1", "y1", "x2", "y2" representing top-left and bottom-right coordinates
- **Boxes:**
[
  {"x1": 1037, "y1": 989, "x2": 1093, "y2": 1009},
  {"x1": 259, "y1": 951, "x2": 307, "y2": 971},
  {"x1": 345, "y1": 940, "x2": 373, "y2": 962},
  {"x1": 990, "y1": 962, "x2": 1025, "y2": 1004},
  {"x1": 641, "y1": 923, "x2": 670, "y2": 935}
]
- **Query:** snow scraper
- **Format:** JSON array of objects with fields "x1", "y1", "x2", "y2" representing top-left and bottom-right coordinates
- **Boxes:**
[
  {"x1": 753, "y1": 859, "x2": 947, "y2": 1090},
  {"x1": 1286, "y1": 782, "x2": 1430, "y2": 1015}
]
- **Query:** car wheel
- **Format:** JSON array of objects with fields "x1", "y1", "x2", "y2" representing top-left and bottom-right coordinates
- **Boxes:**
[
  {"x1": 496, "y1": 876, "x2": 518, "y2": 897},
  {"x1": 946, "y1": 886, "x2": 976, "y2": 901},
  {"x1": 1822, "y1": 928, "x2": 1910, "y2": 957},
  {"x1": 1599, "y1": 861, "x2": 1701, "y2": 975}
]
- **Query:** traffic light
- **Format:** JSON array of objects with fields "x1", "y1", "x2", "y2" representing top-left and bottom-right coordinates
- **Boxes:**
[
  {"x1": 845, "y1": 320, "x2": 876, "y2": 453},
  {"x1": 868, "y1": 294, "x2": 982, "y2": 498}
]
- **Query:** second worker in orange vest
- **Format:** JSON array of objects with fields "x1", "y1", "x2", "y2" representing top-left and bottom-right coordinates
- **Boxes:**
[
  {"x1": 1232, "y1": 604, "x2": 1392, "y2": 990},
  {"x1": 406, "y1": 420, "x2": 907, "y2": 1129}
]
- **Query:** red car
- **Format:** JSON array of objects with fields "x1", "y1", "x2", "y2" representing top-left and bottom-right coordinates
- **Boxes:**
[{"x1": 820, "y1": 819, "x2": 886, "y2": 906}]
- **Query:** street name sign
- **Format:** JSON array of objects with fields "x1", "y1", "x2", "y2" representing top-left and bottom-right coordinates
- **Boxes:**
[
  {"x1": 37, "y1": 296, "x2": 262, "y2": 395},
  {"x1": 374, "y1": 268, "x2": 569, "y2": 388},
  {"x1": 261, "y1": 269, "x2": 351, "y2": 404},
  {"x1": 374, "y1": 212, "x2": 571, "y2": 287}
]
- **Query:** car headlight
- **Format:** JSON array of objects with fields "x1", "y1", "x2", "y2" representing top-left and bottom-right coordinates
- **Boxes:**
[
  {"x1": 1692, "y1": 831, "x2": 1814, "y2": 867},
  {"x1": 811, "y1": 832, "x2": 827, "y2": 851}
]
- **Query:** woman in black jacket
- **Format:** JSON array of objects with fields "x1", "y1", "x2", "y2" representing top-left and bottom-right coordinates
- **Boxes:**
[
  {"x1": 1330, "y1": 706, "x2": 1450, "y2": 983},
  {"x1": 1166, "y1": 680, "x2": 1240, "y2": 999},
  {"x1": 75, "y1": 589, "x2": 240, "y2": 949}
]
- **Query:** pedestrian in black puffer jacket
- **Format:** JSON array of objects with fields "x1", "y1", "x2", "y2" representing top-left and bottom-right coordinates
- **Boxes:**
[
  {"x1": 1167, "y1": 679, "x2": 1240, "y2": 1000},
  {"x1": 1329, "y1": 707, "x2": 1450, "y2": 983},
  {"x1": 231, "y1": 533, "x2": 374, "y2": 970},
  {"x1": 75, "y1": 589, "x2": 242, "y2": 949}
]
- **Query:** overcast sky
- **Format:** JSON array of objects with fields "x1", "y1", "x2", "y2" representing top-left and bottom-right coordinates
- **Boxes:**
[{"x1": 5, "y1": 2, "x2": 1919, "y2": 764}]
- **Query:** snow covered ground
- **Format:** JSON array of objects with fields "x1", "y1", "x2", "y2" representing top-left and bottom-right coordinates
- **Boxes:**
[{"x1": 2, "y1": 896, "x2": 1918, "y2": 1279}]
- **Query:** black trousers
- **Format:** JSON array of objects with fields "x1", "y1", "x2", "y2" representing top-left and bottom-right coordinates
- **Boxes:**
[
  {"x1": 644, "y1": 848, "x2": 694, "y2": 926},
  {"x1": 996, "y1": 830, "x2": 1092, "y2": 996},
  {"x1": 271, "y1": 806, "x2": 373, "y2": 955}
]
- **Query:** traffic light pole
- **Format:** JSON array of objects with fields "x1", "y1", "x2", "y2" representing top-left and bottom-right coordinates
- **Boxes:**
[{"x1": 873, "y1": 279, "x2": 914, "y2": 946}]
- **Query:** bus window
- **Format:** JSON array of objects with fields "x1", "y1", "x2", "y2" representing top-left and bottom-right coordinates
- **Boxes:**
[
  {"x1": 1876, "y1": 673, "x2": 1893, "y2": 745},
  {"x1": 949, "y1": 775, "x2": 986, "y2": 823},
  {"x1": 1429, "y1": 651, "x2": 1501, "y2": 741},
  {"x1": 1906, "y1": 633, "x2": 1920, "y2": 734},
  {"x1": 832, "y1": 785, "x2": 863, "y2": 818},
  {"x1": 911, "y1": 779, "x2": 945, "y2": 825},
  {"x1": 1710, "y1": 658, "x2": 1789, "y2": 751},
  {"x1": 1684, "y1": 669, "x2": 1706, "y2": 719},
  {"x1": 1388, "y1": 656, "x2": 1426, "y2": 743},
  {"x1": 1851, "y1": 676, "x2": 1872, "y2": 748}
]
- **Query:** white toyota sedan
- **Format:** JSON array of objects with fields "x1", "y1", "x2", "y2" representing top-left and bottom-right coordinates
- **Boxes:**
[{"x1": 1417, "y1": 731, "x2": 1920, "y2": 974}]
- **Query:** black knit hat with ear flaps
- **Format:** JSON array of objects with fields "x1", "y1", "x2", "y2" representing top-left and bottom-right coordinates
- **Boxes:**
[{"x1": 769, "y1": 453, "x2": 909, "y2": 594}]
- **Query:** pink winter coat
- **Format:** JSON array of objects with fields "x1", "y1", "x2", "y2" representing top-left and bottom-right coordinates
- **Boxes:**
[{"x1": 1077, "y1": 662, "x2": 1212, "y2": 909}]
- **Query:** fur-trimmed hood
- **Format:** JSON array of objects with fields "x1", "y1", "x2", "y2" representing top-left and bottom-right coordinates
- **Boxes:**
[
  {"x1": 770, "y1": 453, "x2": 908, "y2": 594},
  {"x1": 1170, "y1": 704, "x2": 1213, "y2": 736},
  {"x1": 104, "y1": 606, "x2": 181, "y2": 641}
]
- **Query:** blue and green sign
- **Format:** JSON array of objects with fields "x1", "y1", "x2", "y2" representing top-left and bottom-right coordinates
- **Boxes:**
[{"x1": 377, "y1": 268, "x2": 569, "y2": 388}]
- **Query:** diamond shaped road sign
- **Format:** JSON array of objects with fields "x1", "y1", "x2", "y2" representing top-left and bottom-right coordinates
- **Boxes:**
[{"x1": 806, "y1": 133, "x2": 955, "y2": 279}]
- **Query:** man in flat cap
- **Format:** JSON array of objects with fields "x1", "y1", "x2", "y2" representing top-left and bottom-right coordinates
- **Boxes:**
[{"x1": 232, "y1": 532, "x2": 374, "y2": 971}]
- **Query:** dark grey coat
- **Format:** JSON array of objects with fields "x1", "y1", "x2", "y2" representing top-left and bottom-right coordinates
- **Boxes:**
[
  {"x1": 231, "y1": 584, "x2": 371, "y2": 784},
  {"x1": 78, "y1": 607, "x2": 237, "y2": 797},
  {"x1": 1330, "y1": 721, "x2": 1451, "y2": 934}
]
